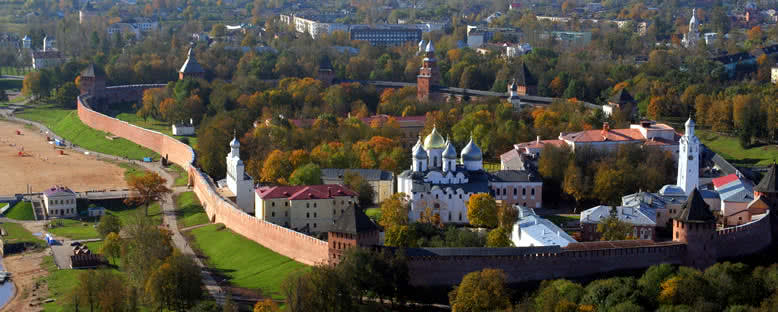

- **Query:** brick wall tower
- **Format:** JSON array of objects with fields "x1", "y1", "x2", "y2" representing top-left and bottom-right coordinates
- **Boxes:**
[
  {"x1": 78, "y1": 64, "x2": 105, "y2": 97},
  {"x1": 317, "y1": 54, "x2": 335, "y2": 87},
  {"x1": 417, "y1": 41, "x2": 439, "y2": 102},
  {"x1": 754, "y1": 163, "x2": 778, "y2": 239},
  {"x1": 515, "y1": 63, "x2": 537, "y2": 96},
  {"x1": 672, "y1": 188, "x2": 717, "y2": 268},
  {"x1": 179, "y1": 47, "x2": 205, "y2": 80},
  {"x1": 328, "y1": 205, "x2": 379, "y2": 264}
]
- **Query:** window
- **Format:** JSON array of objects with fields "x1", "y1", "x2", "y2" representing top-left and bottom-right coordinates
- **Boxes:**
[
  {"x1": 333, "y1": 209, "x2": 336, "y2": 215},
  {"x1": 459, "y1": 195, "x2": 462, "y2": 199},
  {"x1": 458, "y1": 212, "x2": 462, "y2": 221},
  {"x1": 448, "y1": 212, "x2": 452, "y2": 221},
  {"x1": 306, "y1": 212, "x2": 310, "y2": 218},
  {"x1": 531, "y1": 189, "x2": 535, "y2": 196},
  {"x1": 513, "y1": 188, "x2": 517, "y2": 196},
  {"x1": 285, "y1": 202, "x2": 288, "y2": 206},
  {"x1": 306, "y1": 203, "x2": 310, "y2": 208},
  {"x1": 522, "y1": 188, "x2": 526, "y2": 195},
  {"x1": 271, "y1": 202, "x2": 275, "y2": 207},
  {"x1": 502, "y1": 188, "x2": 506, "y2": 196},
  {"x1": 272, "y1": 211, "x2": 276, "y2": 217},
  {"x1": 285, "y1": 211, "x2": 288, "y2": 217},
  {"x1": 314, "y1": 203, "x2": 317, "y2": 208},
  {"x1": 449, "y1": 194, "x2": 452, "y2": 199},
  {"x1": 314, "y1": 212, "x2": 317, "y2": 218},
  {"x1": 435, "y1": 194, "x2": 438, "y2": 199},
  {"x1": 313, "y1": 223, "x2": 317, "y2": 228}
]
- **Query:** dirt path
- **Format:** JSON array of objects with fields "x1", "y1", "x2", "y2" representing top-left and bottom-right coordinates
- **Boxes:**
[{"x1": 1, "y1": 250, "x2": 49, "y2": 312}]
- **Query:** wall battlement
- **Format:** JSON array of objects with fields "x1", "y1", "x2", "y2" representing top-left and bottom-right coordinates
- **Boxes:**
[{"x1": 75, "y1": 84, "x2": 777, "y2": 287}]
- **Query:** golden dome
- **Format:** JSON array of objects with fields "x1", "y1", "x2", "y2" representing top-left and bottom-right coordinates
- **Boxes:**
[{"x1": 423, "y1": 127, "x2": 446, "y2": 150}]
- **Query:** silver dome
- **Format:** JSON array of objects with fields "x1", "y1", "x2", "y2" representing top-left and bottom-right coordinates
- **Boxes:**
[
  {"x1": 442, "y1": 140, "x2": 457, "y2": 159},
  {"x1": 460, "y1": 136, "x2": 482, "y2": 161}
]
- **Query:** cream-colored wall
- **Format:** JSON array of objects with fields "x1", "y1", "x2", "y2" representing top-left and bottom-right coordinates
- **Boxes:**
[
  {"x1": 43, "y1": 193, "x2": 77, "y2": 218},
  {"x1": 256, "y1": 197, "x2": 291, "y2": 227},
  {"x1": 289, "y1": 196, "x2": 355, "y2": 233}
]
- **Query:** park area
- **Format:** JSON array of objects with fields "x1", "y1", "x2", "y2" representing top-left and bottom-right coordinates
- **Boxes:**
[
  {"x1": 48, "y1": 199, "x2": 163, "y2": 240},
  {"x1": 0, "y1": 119, "x2": 127, "y2": 194},
  {"x1": 187, "y1": 224, "x2": 308, "y2": 300},
  {"x1": 697, "y1": 129, "x2": 778, "y2": 167}
]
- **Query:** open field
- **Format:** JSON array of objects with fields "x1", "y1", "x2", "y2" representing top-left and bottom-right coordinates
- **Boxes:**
[
  {"x1": 697, "y1": 129, "x2": 778, "y2": 167},
  {"x1": 15, "y1": 106, "x2": 159, "y2": 160},
  {"x1": 48, "y1": 199, "x2": 162, "y2": 240},
  {"x1": 0, "y1": 119, "x2": 128, "y2": 194},
  {"x1": 188, "y1": 224, "x2": 308, "y2": 299},
  {"x1": 5, "y1": 200, "x2": 34, "y2": 220},
  {"x1": 176, "y1": 191, "x2": 209, "y2": 228}
]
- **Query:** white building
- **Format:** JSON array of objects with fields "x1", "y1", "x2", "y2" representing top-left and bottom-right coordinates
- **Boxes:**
[
  {"x1": 511, "y1": 206, "x2": 576, "y2": 247},
  {"x1": 279, "y1": 14, "x2": 348, "y2": 39},
  {"x1": 505, "y1": 43, "x2": 531, "y2": 57},
  {"x1": 172, "y1": 119, "x2": 195, "y2": 136},
  {"x1": 682, "y1": 8, "x2": 700, "y2": 48},
  {"x1": 581, "y1": 205, "x2": 657, "y2": 241},
  {"x1": 217, "y1": 134, "x2": 255, "y2": 213},
  {"x1": 772, "y1": 65, "x2": 778, "y2": 84},
  {"x1": 677, "y1": 118, "x2": 700, "y2": 195},
  {"x1": 43, "y1": 186, "x2": 78, "y2": 218},
  {"x1": 397, "y1": 128, "x2": 543, "y2": 224}
]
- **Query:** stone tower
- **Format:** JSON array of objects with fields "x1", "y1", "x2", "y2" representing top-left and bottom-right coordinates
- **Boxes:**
[
  {"x1": 226, "y1": 133, "x2": 254, "y2": 213},
  {"x1": 754, "y1": 163, "x2": 778, "y2": 239},
  {"x1": 78, "y1": 64, "x2": 105, "y2": 96},
  {"x1": 179, "y1": 47, "x2": 205, "y2": 80},
  {"x1": 317, "y1": 54, "x2": 335, "y2": 87},
  {"x1": 514, "y1": 63, "x2": 537, "y2": 96},
  {"x1": 677, "y1": 117, "x2": 700, "y2": 195},
  {"x1": 328, "y1": 204, "x2": 379, "y2": 264},
  {"x1": 417, "y1": 41, "x2": 439, "y2": 102},
  {"x1": 672, "y1": 188, "x2": 717, "y2": 268}
]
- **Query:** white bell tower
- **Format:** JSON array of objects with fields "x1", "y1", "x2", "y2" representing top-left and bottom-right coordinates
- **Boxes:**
[
  {"x1": 677, "y1": 117, "x2": 700, "y2": 195},
  {"x1": 225, "y1": 131, "x2": 254, "y2": 213}
]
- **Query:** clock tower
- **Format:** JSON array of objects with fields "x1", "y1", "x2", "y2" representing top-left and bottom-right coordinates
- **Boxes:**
[{"x1": 677, "y1": 117, "x2": 699, "y2": 195}]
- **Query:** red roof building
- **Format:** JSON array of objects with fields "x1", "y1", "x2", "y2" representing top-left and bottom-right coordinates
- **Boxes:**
[{"x1": 255, "y1": 184, "x2": 359, "y2": 233}]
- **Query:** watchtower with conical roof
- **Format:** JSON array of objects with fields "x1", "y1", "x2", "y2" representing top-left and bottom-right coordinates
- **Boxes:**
[
  {"x1": 514, "y1": 63, "x2": 537, "y2": 96},
  {"x1": 754, "y1": 162, "x2": 778, "y2": 238},
  {"x1": 317, "y1": 54, "x2": 335, "y2": 87},
  {"x1": 78, "y1": 64, "x2": 106, "y2": 96},
  {"x1": 328, "y1": 204, "x2": 380, "y2": 263},
  {"x1": 179, "y1": 47, "x2": 205, "y2": 80},
  {"x1": 672, "y1": 188, "x2": 717, "y2": 268}
]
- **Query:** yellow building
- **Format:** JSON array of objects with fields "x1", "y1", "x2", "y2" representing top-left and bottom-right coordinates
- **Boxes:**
[
  {"x1": 255, "y1": 185, "x2": 358, "y2": 233},
  {"x1": 321, "y1": 169, "x2": 394, "y2": 204}
]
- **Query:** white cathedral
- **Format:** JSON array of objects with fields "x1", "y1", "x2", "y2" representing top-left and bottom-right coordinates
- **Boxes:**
[
  {"x1": 682, "y1": 8, "x2": 700, "y2": 48},
  {"x1": 217, "y1": 134, "x2": 255, "y2": 213},
  {"x1": 398, "y1": 127, "x2": 543, "y2": 224}
]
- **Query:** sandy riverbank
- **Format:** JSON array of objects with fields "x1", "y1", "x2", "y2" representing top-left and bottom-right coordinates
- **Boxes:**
[{"x1": 0, "y1": 250, "x2": 49, "y2": 312}]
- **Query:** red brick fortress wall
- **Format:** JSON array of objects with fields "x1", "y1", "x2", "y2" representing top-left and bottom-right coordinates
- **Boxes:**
[
  {"x1": 77, "y1": 93, "x2": 329, "y2": 265},
  {"x1": 715, "y1": 211, "x2": 772, "y2": 259}
]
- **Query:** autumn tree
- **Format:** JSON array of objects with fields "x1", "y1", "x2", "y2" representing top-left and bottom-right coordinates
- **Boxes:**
[
  {"x1": 379, "y1": 193, "x2": 409, "y2": 228},
  {"x1": 449, "y1": 268, "x2": 511, "y2": 312},
  {"x1": 52, "y1": 81, "x2": 80, "y2": 108},
  {"x1": 467, "y1": 193, "x2": 498, "y2": 228},
  {"x1": 21, "y1": 70, "x2": 51, "y2": 101},
  {"x1": 145, "y1": 250, "x2": 204, "y2": 311},
  {"x1": 486, "y1": 227, "x2": 512, "y2": 247},
  {"x1": 125, "y1": 171, "x2": 172, "y2": 217},
  {"x1": 596, "y1": 207, "x2": 634, "y2": 241},
  {"x1": 260, "y1": 149, "x2": 292, "y2": 184},
  {"x1": 343, "y1": 171, "x2": 376, "y2": 208},
  {"x1": 253, "y1": 299, "x2": 279, "y2": 312},
  {"x1": 96, "y1": 214, "x2": 121, "y2": 238},
  {"x1": 70, "y1": 270, "x2": 127, "y2": 312},
  {"x1": 562, "y1": 159, "x2": 586, "y2": 210}
]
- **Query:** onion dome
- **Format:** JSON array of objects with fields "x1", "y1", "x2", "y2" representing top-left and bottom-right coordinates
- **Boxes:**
[
  {"x1": 461, "y1": 136, "x2": 482, "y2": 161},
  {"x1": 418, "y1": 40, "x2": 426, "y2": 50},
  {"x1": 442, "y1": 139, "x2": 457, "y2": 159},
  {"x1": 413, "y1": 144, "x2": 428, "y2": 159},
  {"x1": 230, "y1": 136, "x2": 240, "y2": 148},
  {"x1": 685, "y1": 116, "x2": 695, "y2": 128},
  {"x1": 425, "y1": 41, "x2": 435, "y2": 53},
  {"x1": 423, "y1": 127, "x2": 446, "y2": 150}
]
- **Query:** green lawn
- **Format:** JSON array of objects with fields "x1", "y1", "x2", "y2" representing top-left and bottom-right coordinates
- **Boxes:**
[
  {"x1": 5, "y1": 201, "x2": 35, "y2": 220},
  {"x1": 697, "y1": 129, "x2": 778, "y2": 167},
  {"x1": 117, "y1": 161, "x2": 149, "y2": 179},
  {"x1": 116, "y1": 112, "x2": 199, "y2": 148},
  {"x1": 189, "y1": 224, "x2": 308, "y2": 299},
  {"x1": 544, "y1": 214, "x2": 581, "y2": 228},
  {"x1": 41, "y1": 255, "x2": 81, "y2": 312},
  {"x1": 2, "y1": 222, "x2": 46, "y2": 248},
  {"x1": 176, "y1": 192, "x2": 209, "y2": 228},
  {"x1": 16, "y1": 107, "x2": 159, "y2": 160},
  {"x1": 169, "y1": 164, "x2": 189, "y2": 187},
  {"x1": 48, "y1": 200, "x2": 162, "y2": 240}
]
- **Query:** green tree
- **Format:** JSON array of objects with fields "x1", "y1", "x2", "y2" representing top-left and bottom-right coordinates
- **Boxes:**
[
  {"x1": 145, "y1": 251, "x2": 204, "y2": 311},
  {"x1": 384, "y1": 224, "x2": 416, "y2": 247},
  {"x1": 449, "y1": 268, "x2": 511, "y2": 312},
  {"x1": 21, "y1": 70, "x2": 50, "y2": 100},
  {"x1": 52, "y1": 81, "x2": 80, "y2": 108},
  {"x1": 486, "y1": 227, "x2": 512, "y2": 247},
  {"x1": 210, "y1": 24, "x2": 226, "y2": 38},
  {"x1": 466, "y1": 193, "x2": 498, "y2": 228},
  {"x1": 122, "y1": 211, "x2": 173, "y2": 289},
  {"x1": 96, "y1": 214, "x2": 121, "y2": 238},
  {"x1": 288, "y1": 163, "x2": 322, "y2": 186},
  {"x1": 101, "y1": 232, "x2": 122, "y2": 265},
  {"x1": 343, "y1": 171, "x2": 375, "y2": 208}
]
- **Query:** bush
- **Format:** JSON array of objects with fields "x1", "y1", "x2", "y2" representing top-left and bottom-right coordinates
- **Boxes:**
[{"x1": 180, "y1": 137, "x2": 190, "y2": 145}]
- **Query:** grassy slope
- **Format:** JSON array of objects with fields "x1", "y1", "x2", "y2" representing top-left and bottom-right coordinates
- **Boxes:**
[
  {"x1": 116, "y1": 112, "x2": 198, "y2": 148},
  {"x1": 189, "y1": 224, "x2": 308, "y2": 299},
  {"x1": 176, "y1": 191, "x2": 209, "y2": 228},
  {"x1": 2, "y1": 222, "x2": 45, "y2": 248},
  {"x1": 41, "y1": 255, "x2": 80, "y2": 312},
  {"x1": 49, "y1": 201, "x2": 162, "y2": 240},
  {"x1": 170, "y1": 164, "x2": 189, "y2": 187},
  {"x1": 5, "y1": 201, "x2": 34, "y2": 220},
  {"x1": 697, "y1": 129, "x2": 778, "y2": 167},
  {"x1": 16, "y1": 107, "x2": 158, "y2": 160}
]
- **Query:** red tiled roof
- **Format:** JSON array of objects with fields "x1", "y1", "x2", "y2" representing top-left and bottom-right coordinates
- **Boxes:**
[
  {"x1": 713, "y1": 174, "x2": 740, "y2": 189},
  {"x1": 500, "y1": 149, "x2": 521, "y2": 161},
  {"x1": 562, "y1": 128, "x2": 644, "y2": 143},
  {"x1": 256, "y1": 184, "x2": 357, "y2": 200}
]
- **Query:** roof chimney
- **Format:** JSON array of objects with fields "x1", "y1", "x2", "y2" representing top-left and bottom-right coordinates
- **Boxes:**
[
  {"x1": 602, "y1": 122, "x2": 610, "y2": 132},
  {"x1": 536, "y1": 136, "x2": 540, "y2": 144}
]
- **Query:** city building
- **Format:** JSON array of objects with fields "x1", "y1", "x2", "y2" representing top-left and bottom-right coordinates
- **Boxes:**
[
  {"x1": 179, "y1": 48, "x2": 204, "y2": 80},
  {"x1": 397, "y1": 128, "x2": 543, "y2": 224},
  {"x1": 32, "y1": 51, "x2": 64, "y2": 69},
  {"x1": 682, "y1": 8, "x2": 700, "y2": 48},
  {"x1": 328, "y1": 204, "x2": 380, "y2": 262},
  {"x1": 79, "y1": 1, "x2": 100, "y2": 24},
  {"x1": 172, "y1": 118, "x2": 195, "y2": 136},
  {"x1": 580, "y1": 205, "x2": 657, "y2": 241},
  {"x1": 216, "y1": 134, "x2": 255, "y2": 213},
  {"x1": 43, "y1": 186, "x2": 78, "y2": 218},
  {"x1": 21, "y1": 34, "x2": 31, "y2": 49},
  {"x1": 547, "y1": 31, "x2": 592, "y2": 45},
  {"x1": 254, "y1": 184, "x2": 358, "y2": 233},
  {"x1": 511, "y1": 206, "x2": 576, "y2": 247},
  {"x1": 349, "y1": 24, "x2": 422, "y2": 46},
  {"x1": 107, "y1": 18, "x2": 158, "y2": 39},
  {"x1": 321, "y1": 169, "x2": 394, "y2": 204},
  {"x1": 279, "y1": 14, "x2": 348, "y2": 39},
  {"x1": 712, "y1": 174, "x2": 755, "y2": 226},
  {"x1": 505, "y1": 43, "x2": 532, "y2": 57},
  {"x1": 512, "y1": 63, "x2": 537, "y2": 96}
]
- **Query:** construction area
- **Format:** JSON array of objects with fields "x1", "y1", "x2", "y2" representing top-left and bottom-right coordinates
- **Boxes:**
[{"x1": 0, "y1": 120, "x2": 127, "y2": 195}]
